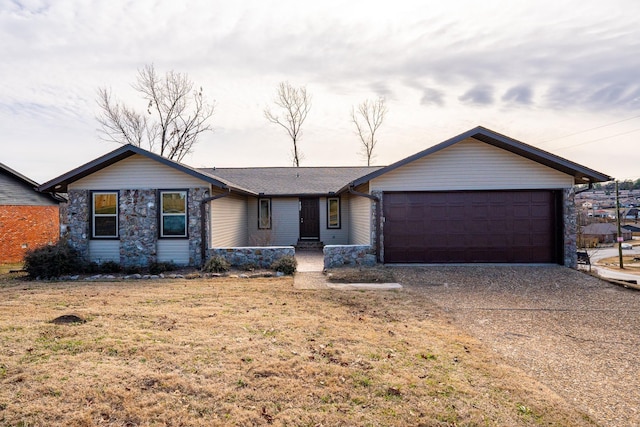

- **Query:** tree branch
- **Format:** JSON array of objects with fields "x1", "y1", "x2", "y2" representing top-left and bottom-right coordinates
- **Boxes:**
[
  {"x1": 264, "y1": 82, "x2": 311, "y2": 167},
  {"x1": 95, "y1": 64, "x2": 215, "y2": 161},
  {"x1": 351, "y1": 97, "x2": 387, "y2": 166}
]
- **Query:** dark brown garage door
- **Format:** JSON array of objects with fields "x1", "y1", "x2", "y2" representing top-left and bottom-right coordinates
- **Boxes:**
[{"x1": 383, "y1": 191, "x2": 560, "y2": 263}]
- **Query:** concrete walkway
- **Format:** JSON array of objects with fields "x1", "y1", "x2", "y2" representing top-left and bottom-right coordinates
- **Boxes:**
[
  {"x1": 295, "y1": 250, "x2": 324, "y2": 272},
  {"x1": 294, "y1": 250, "x2": 327, "y2": 289},
  {"x1": 293, "y1": 250, "x2": 402, "y2": 290}
]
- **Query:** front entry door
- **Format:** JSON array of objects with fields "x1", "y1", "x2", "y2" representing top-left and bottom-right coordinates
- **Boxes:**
[{"x1": 299, "y1": 198, "x2": 320, "y2": 240}]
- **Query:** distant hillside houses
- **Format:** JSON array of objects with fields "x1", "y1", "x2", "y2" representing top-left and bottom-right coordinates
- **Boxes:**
[{"x1": 580, "y1": 223, "x2": 632, "y2": 246}]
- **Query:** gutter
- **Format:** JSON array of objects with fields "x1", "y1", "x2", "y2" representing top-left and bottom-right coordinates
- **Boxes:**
[
  {"x1": 348, "y1": 185, "x2": 381, "y2": 262},
  {"x1": 200, "y1": 190, "x2": 232, "y2": 266}
]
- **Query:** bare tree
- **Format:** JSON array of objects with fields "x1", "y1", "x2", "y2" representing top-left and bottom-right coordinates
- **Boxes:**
[
  {"x1": 264, "y1": 82, "x2": 312, "y2": 167},
  {"x1": 96, "y1": 64, "x2": 215, "y2": 162},
  {"x1": 351, "y1": 97, "x2": 388, "y2": 166}
]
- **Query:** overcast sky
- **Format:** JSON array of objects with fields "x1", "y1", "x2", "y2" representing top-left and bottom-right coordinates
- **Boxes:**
[{"x1": 2, "y1": 0, "x2": 639, "y2": 183}]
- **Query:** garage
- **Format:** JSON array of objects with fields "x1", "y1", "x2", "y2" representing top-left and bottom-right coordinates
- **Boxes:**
[
  {"x1": 383, "y1": 190, "x2": 561, "y2": 263},
  {"x1": 346, "y1": 126, "x2": 612, "y2": 267}
]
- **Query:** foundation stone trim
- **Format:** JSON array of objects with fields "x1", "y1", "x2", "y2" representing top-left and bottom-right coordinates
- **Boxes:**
[
  {"x1": 324, "y1": 244, "x2": 376, "y2": 269},
  {"x1": 208, "y1": 247, "x2": 295, "y2": 269}
]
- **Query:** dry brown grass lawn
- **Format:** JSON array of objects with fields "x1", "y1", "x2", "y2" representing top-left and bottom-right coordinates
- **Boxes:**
[
  {"x1": 0, "y1": 264, "x2": 23, "y2": 275},
  {"x1": 599, "y1": 255, "x2": 640, "y2": 271},
  {"x1": 326, "y1": 267, "x2": 396, "y2": 284},
  {"x1": 0, "y1": 276, "x2": 595, "y2": 426}
]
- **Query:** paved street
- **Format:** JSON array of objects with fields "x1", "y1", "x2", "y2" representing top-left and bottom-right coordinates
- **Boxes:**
[{"x1": 587, "y1": 244, "x2": 640, "y2": 284}]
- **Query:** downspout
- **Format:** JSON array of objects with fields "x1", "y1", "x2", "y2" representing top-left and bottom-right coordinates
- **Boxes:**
[
  {"x1": 348, "y1": 185, "x2": 381, "y2": 262},
  {"x1": 200, "y1": 190, "x2": 232, "y2": 266},
  {"x1": 574, "y1": 181, "x2": 594, "y2": 195}
]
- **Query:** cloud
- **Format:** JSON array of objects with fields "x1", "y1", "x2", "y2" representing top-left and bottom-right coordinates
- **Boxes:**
[
  {"x1": 502, "y1": 84, "x2": 533, "y2": 105},
  {"x1": 368, "y1": 81, "x2": 394, "y2": 99},
  {"x1": 2, "y1": 0, "x2": 640, "y2": 183},
  {"x1": 420, "y1": 87, "x2": 445, "y2": 106},
  {"x1": 459, "y1": 85, "x2": 494, "y2": 106},
  {"x1": 587, "y1": 83, "x2": 640, "y2": 109}
]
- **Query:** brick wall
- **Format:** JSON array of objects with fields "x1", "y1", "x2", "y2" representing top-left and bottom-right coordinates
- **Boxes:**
[{"x1": 0, "y1": 205, "x2": 60, "y2": 263}]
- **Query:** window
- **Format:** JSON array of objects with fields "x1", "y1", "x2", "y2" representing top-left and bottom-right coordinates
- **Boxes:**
[
  {"x1": 258, "y1": 198, "x2": 271, "y2": 229},
  {"x1": 92, "y1": 191, "x2": 118, "y2": 238},
  {"x1": 160, "y1": 191, "x2": 187, "y2": 237},
  {"x1": 327, "y1": 197, "x2": 341, "y2": 229}
]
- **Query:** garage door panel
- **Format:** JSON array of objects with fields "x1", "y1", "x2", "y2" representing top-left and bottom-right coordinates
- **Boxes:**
[{"x1": 383, "y1": 191, "x2": 558, "y2": 263}]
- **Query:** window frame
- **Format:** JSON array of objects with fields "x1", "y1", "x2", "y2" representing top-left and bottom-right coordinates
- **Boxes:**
[
  {"x1": 258, "y1": 198, "x2": 272, "y2": 230},
  {"x1": 91, "y1": 190, "x2": 119, "y2": 239},
  {"x1": 159, "y1": 190, "x2": 188, "y2": 239},
  {"x1": 327, "y1": 196, "x2": 341, "y2": 229}
]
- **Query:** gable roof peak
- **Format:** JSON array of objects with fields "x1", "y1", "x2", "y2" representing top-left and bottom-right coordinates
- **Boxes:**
[
  {"x1": 348, "y1": 126, "x2": 612, "y2": 187},
  {"x1": 38, "y1": 143, "x2": 253, "y2": 194}
]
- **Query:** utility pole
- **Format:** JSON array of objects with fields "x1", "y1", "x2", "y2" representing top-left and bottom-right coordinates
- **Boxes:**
[{"x1": 616, "y1": 180, "x2": 624, "y2": 269}]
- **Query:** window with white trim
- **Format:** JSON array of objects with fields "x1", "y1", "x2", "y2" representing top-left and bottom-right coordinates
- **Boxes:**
[
  {"x1": 327, "y1": 196, "x2": 341, "y2": 229},
  {"x1": 160, "y1": 191, "x2": 187, "y2": 237},
  {"x1": 92, "y1": 191, "x2": 118, "y2": 238},
  {"x1": 258, "y1": 198, "x2": 271, "y2": 229}
]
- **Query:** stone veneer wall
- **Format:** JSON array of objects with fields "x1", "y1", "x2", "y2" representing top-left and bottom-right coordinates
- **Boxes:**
[
  {"x1": 65, "y1": 187, "x2": 209, "y2": 268},
  {"x1": 324, "y1": 245, "x2": 376, "y2": 269},
  {"x1": 119, "y1": 189, "x2": 157, "y2": 268},
  {"x1": 563, "y1": 187, "x2": 577, "y2": 268},
  {"x1": 66, "y1": 190, "x2": 90, "y2": 262},
  {"x1": 371, "y1": 190, "x2": 383, "y2": 263},
  {"x1": 208, "y1": 247, "x2": 295, "y2": 269},
  {"x1": 188, "y1": 188, "x2": 209, "y2": 266}
]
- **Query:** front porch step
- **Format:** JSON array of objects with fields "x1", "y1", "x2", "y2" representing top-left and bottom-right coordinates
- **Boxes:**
[{"x1": 295, "y1": 240, "x2": 324, "y2": 251}]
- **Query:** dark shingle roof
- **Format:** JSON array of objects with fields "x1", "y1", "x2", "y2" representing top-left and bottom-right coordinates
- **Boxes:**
[
  {"x1": 0, "y1": 162, "x2": 64, "y2": 205},
  {"x1": 201, "y1": 167, "x2": 383, "y2": 196},
  {"x1": 581, "y1": 223, "x2": 619, "y2": 235}
]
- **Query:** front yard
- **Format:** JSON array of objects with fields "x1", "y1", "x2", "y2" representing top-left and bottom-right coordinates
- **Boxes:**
[{"x1": 0, "y1": 276, "x2": 595, "y2": 426}]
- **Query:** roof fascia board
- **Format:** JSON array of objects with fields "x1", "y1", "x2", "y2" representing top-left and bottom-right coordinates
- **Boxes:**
[
  {"x1": 38, "y1": 146, "x2": 136, "y2": 192},
  {"x1": 0, "y1": 162, "x2": 40, "y2": 188},
  {"x1": 252, "y1": 192, "x2": 339, "y2": 198},
  {"x1": 348, "y1": 127, "x2": 480, "y2": 188},
  {"x1": 471, "y1": 128, "x2": 612, "y2": 183}
]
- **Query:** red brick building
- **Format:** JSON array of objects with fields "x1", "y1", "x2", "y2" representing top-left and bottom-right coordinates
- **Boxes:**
[{"x1": 0, "y1": 163, "x2": 64, "y2": 264}]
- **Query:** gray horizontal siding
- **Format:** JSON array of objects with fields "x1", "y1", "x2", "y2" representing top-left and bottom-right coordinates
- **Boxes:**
[
  {"x1": 320, "y1": 196, "x2": 349, "y2": 245},
  {"x1": 89, "y1": 240, "x2": 119, "y2": 263},
  {"x1": 348, "y1": 187, "x2": 372, "y2": 245},
  {"x1": 210, "y1": 193, "x2": 248, "y2": 247},
  {"x1": 248, "y1": 197, "x2": 299, "y2": 246},
  {"x1": 157, "y1": 240, "x2": 190, "y2": 265}
]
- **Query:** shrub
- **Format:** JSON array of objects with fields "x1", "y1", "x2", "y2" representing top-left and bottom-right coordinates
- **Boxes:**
[
  {"x1": 240, "y1": 263, "x2": 258, "y2": 272},
  {"x1": 149, "y1": 261, "x2": 177, "y2": 275},
  {"x1": 23, "y1": 240, "x2": 80, "y2": 279},
  {"x1": 203, "y1": 256, "x2": 230, "y2": 273},
  {"x1": 271, "y1": 255, "x2": 297, "y2": 275},
  {"x1": 98, "y1": 261, "x2": 122, "y2": 274},
  {"x1": 124, "y1": 265, "x2": 142, "y2": 275}
]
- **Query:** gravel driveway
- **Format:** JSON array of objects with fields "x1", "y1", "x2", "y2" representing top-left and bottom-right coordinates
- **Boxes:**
[{"x1": 393, "y1": 265, "x2": 640, "y2": 427}]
